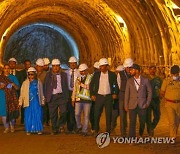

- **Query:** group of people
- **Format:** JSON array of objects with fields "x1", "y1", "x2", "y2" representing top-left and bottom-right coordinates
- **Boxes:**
[{"x1": 0, "y1": 56, "x2": 179, "y2": 139}]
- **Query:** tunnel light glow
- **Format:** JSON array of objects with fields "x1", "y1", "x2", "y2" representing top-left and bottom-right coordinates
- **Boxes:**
[
  {"x1": 115, "y1": 14, "x2": 127, "y2": 28},
  {"x1": 171, "y1": 2, "x2": 179, "y2": 9}
]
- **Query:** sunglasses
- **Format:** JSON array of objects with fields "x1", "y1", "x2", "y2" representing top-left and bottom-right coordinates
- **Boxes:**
[{"x1": 28, "y1": 73, "x2": 35, "y2": 76}]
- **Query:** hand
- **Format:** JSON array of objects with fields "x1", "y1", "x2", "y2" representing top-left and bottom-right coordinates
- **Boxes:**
[
  {"x1": 18, "y1": 104, "x2": 22, "y2": 108},
  {"x1": 77, "y1": 79, "x2": 81, "y2": 85},
  {"x1": 112, "y1": 94, "x2": 117, "y2": 99},
  {"x1": 0, "y1": 83, "x2": 5, "y2": 89},
  {"x1": 125, "y1": 107, "x2": 128, "y2": 112},
  {"x1": 91, "y1": 95, "x2": 96, "y2": 101},
  {"x1": 72, "y1": 101, "x2": 75, "y2": 107}
]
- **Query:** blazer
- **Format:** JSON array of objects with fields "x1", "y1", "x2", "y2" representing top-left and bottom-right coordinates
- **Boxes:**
[
  {"x1": 124, "y1": 76, "x2": 152, "y2": 109},
  {"x1": 44, "y1": 70, "x2": 69, "y2": 103},
  {"x1": 19, "y1": 79, "x2": 45, "y2": 108},
  {"x1": 89, "y1": 70, "x2": 119, "y2": 96}
]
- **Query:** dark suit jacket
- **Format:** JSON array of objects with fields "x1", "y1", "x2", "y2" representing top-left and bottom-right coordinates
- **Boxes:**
[
  {"x1": 17, "y1": 69, "x2": 27, "y2": 86},
  {"x1": 44, "y1": 71, "x2": 69, "y2": 103},
  {"x1": 90, "y1": 70, "x2": 119, "y2": 96},
  {"x1": 124, "y1": 76, "x2": 152, "y2": 109}
]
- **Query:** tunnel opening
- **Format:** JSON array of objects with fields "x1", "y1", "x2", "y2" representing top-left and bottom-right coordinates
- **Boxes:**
[{"x1": 3, "y1": 22, "x2": 79, "y2": 69}]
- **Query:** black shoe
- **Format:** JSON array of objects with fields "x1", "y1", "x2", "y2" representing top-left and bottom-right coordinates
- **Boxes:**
[
  {"x1": 81, "y1": 132, "x2": 89, "y2": 137},
  {"x1": 59, "y1": 127, "x2": 65, "y2": 133},
  {"x1": 93, "y1": 131, "x2": 99, "y2": 137}
]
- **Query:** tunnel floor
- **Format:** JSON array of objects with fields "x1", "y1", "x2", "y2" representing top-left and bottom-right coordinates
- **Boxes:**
[{"x1": 0, "y1": 101, "x2": 179, "y2": 154}]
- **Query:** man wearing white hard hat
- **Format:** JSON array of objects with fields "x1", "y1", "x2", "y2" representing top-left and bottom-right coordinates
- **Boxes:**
[
  {"x1": 8, "y1": 58, "x2": 21, "y2": 79},
  {"x1": 43, "y1": 58, "x2": 50, "y2": 72},
  {"x1": 111, "y1": 65, "x2": 125, "y2": 133},
  {"x1": 44, "y1": 59, "x2": 69, "y2": 135},
  {"x1": 93, "y1": 61, "x2": 100, "y2": 73},
  {"x1": 35, "y1": 58, "x2": 47, "y2": 85},
  {"x1": 90, "y1": 58, "x2": 119, "y2": 135},
  {"x1": 65, "y1": 56, "x2": 80, "y2": 133},
  {"x1": 117, "y1": 58, "x2": 133, "y2": 137},
  {"x1": 71, "y1": 63, "x2": 93, "y2": 136},
  {"x1": 42, "y1": 58, "x2": 51, "y2": 126},
  {"x1": 19, "y1": 67, "x2": 44, "y2": 135},
  {"x1": 89, "y1": 61, "x2": 100, "y2": 133}
]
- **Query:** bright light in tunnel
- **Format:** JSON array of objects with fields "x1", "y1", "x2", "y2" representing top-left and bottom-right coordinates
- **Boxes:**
[
  {"x1": 171, "y1": 2, "x2": 179, "y2": 9},
  {"x1": 115, "y1": 14, "x2": 127, "y2": 28}
]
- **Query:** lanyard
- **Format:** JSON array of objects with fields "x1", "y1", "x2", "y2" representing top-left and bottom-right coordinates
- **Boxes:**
[{"x1": 134, "y1": 78, "x2": 140, "y2": 86}]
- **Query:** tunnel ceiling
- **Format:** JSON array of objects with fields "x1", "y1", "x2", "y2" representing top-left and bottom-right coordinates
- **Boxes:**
[{"x1": 0, "y1": 0, "x2": 179, "y2": 68}]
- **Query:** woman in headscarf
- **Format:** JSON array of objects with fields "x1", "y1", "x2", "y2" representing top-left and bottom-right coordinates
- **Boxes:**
[
  {"x1": 0, "y1": 64, "x2": 20, "y2": 133},
  {"x1": 19, "y1": 67, "x2": 44, "y2": 135}
]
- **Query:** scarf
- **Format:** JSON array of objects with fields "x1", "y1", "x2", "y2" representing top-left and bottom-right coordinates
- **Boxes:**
[{"x1": 0, "y1": 75, "x2": 19, "y2": 122}]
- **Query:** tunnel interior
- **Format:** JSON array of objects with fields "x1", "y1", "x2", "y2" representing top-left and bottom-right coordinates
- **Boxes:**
[
  {"x1": 0, "y1": 0, "x2": 179, "y2": 72},
  {"x1": 4, "y1": 23, "x2": 79, "y2": 69}
]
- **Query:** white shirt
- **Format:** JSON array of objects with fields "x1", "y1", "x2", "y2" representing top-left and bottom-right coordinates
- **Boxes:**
[
  {"x1": 10, "y1": 69, "x2": 16, "y2": 75},
  {"x1": 98, "y1": 71, "x2": 111, "y2": 95},
  {"x1": 117, "y1": 73, "x2": 121, "y2": 89},
  {"x1": 66, "y1": 68, "x2": 81, "y2": 91},
  {"x1": 53, "y1": 75, "x2": 62, "y2": 94},
  {"x1": 134, "y1": 76, "x2": 141, "y2": 90}
]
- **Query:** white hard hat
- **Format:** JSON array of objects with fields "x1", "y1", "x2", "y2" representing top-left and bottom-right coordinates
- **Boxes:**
[
  {"x1": 116, "y1": 65, "x2": 125, "y2": 72},
  {"x1": 78, "y1": 63, "x2": 88, "y2": 72},
  {"x1": 8, "y1": 58, "x2": 17, "y2": 63},
  {"x1": 36, "y1": 58, "x2": 45, "y2": 66},
  {"x1": 68, "y1": 56, "x2": 77, "y2": 63},
  {"x1": 27, "y1": 67, "x2": 37, "y2": 73},
  {"x1": 52, "y1": 59, "x2": 60, "y2": 65},
  {"x1": 93, "y1": 62, "x2": 99, "y2": 69},
  {"x1": 123, "y1": 58, "x2": 133, "y2": 68},
  {"x1": 43, "y1": 58, "x2": 50, "y2": 65},
  {"x1": 99, "y1": 58, "x2": 109, "y2": 66}
]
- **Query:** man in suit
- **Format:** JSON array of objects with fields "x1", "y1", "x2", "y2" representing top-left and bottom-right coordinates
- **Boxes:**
[
  {"x1": 65, "y1": 56, "x2": 80, "y2": 133},
  {"x1": 117, "y1": 58, "x2": 133, "y2": 136},
  {"x1": 125, "y1": 64, "x2": 152, "y2": 137},
  {"x1": 90, "y1": 58, "x2": 119, "y2": 135},
  {"x1": 44, "y1": 59, "x2": 69, "y2": 135}
]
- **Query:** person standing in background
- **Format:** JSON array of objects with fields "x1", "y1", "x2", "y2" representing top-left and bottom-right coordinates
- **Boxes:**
[
  {"x1": 117, "y1": 58, "x2": 133, "y2": 137},
  {"x1": 0, "y1": 64, "x2": 20, "y2": 133},
  {"x1": 160, "y1": 65, "x2": 180, "y2": 139},
  {"x1": 65, "y1": 56, "x2": 80, "y2": 134},
  {"x1": 146, "y1": 65, "x2": 162, "y2": 136}
]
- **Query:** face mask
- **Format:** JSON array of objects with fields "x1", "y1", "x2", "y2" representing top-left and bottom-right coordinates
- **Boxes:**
[{"x1": 173, "y1": 76, "x2": 179, "y2": 81}]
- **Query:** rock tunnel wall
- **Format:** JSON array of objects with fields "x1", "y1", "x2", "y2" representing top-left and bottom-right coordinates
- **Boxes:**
[{"x1": 0, "y1": 0, "x2": 179, "y2": 69}]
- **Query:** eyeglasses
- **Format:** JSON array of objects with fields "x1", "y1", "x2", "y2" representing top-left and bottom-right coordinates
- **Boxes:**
[{"x1": 28, "y1": 73, "x2": 34, "y2": 76}]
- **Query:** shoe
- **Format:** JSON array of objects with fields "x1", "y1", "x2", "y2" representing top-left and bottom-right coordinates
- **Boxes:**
[
  {"x1": 148, "y1": 129, "x2": 154, "y2": 137},
  {"x1": 51, "y1": 131, "x2": 58, "y2": 135},
  {"x1": 26, "y1": 132, "x2": 31, "y2": 135},
  {"x1": 3, "y1": 128, "x2": 10, "y2": 133},
  {"x1": 10, "y1": 126, "x2": 15, "y2": 133},
  {"x1": 38, "y1": 132, "x2": 43, "y2": 135},
  {"x1": 93, "y1": 131, "x2": 99, "y2": 137},
  {"x1": 75, "y1": 128, "x2": 82, "y2": 134},
  {"x1": 59, "y1": 127, "x2": 65, "y2": 133},
  {"x1": 81, "y1": 132, "x2": 88, "y2": 137}
]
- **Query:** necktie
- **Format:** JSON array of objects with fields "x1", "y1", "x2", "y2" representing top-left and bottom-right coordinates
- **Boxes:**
[
  {"x1": 11, "y1": 70, "x2": 14, "y2": 75},
  {"x1": 70, "y1": 70, "x2": 74, "y2": 88}
]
